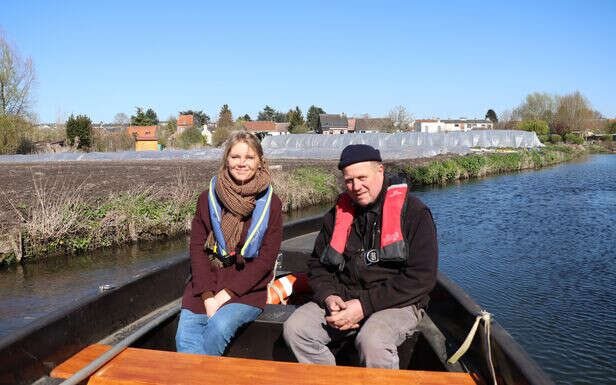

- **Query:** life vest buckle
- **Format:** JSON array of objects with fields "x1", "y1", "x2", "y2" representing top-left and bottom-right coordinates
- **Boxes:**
[
  {"x1": 364, "y1": 249, "x2": 380, "y2": 265},
  {"x1": 215, "y1": 251, "x2": 236, "y2": 268}
]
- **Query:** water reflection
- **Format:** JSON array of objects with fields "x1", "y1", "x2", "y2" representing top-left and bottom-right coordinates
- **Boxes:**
[
  {"x1": 412, "y1": 155, "x2": 616, "y2": 385},
  {"x1": 0, "y1": 237, "x2": 188, "y2": 339}
]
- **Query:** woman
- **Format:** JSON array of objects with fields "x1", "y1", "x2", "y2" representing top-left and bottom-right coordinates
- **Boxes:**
[{"x1": 176, "y1": 131, "x2": 283, "y2": 356}]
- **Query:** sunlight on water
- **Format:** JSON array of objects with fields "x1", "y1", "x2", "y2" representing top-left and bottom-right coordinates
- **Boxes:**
[{"x1": 414, "y1": 155, "x2": 616, "y2": 385}]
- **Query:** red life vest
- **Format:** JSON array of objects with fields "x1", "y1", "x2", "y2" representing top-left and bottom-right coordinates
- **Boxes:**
[{"x1": 320, "y1": 183, "x2": 409, "y2": 269}]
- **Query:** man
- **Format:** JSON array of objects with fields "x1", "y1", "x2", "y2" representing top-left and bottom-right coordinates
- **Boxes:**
[{"x1": 283, "y1": 144, "x2": 438, "y2": 369}]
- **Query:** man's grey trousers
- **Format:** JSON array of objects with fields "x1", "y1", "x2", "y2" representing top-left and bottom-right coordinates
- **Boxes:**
[{"x1": 283, "y1": 301, "x2": 421, "y2": 369}]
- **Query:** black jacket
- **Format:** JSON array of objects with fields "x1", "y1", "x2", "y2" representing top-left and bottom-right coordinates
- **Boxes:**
[{"x1": 308, "y1": 177, "x2": 439, "y2": 317}]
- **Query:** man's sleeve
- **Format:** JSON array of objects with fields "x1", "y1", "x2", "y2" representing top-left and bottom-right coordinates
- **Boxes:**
[
  {"x1": 307, "y1": 209, "x2": 346, "y2": 305},
  {"x1": 358, "y1": 206, "x2": 438, "y2": 317}
]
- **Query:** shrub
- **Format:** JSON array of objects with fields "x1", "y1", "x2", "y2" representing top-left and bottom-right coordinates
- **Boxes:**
[
  {"x1": 29, "y1": 125, "x2": 66, "y2": 143},
  {"x1": 178, "y1": 126, "x2": 204, "y2": 149},
  {"x1": 212, "y1": 126, "x2": 231, "y2": 147},
  {"x1": 454, "y1": 155, "x2": 488, "y2": 177},
  {"x1": 16, "y1": 137, "x2": 36, "y2": 154},
  {"x1": 550, "y1": 134, "x2": 563, "y2": 143},
  {"x1": 91, "y1": 130, "x2": 134, "y2": 152},
  {"x1": 564, "y1": 133, "x2": 584, "y2": 144},
  {"x1": 407, "y1": 159, "x2": 461, "y2": 185},
  {"x1": 607, "y1": 121, "x2": 616, "y2": 135},
  {"x1": 66, "y1": 114, "x2": 92, "y2": 149},
  {"x1": 601, "y1": 134, "x2": 613, "y2": 142},
  {"x1": 0, "y1": 114, "x2": 33, "y2": 154},
  {"x1": 538, "y1": 135, "x2": 550, "y2": 143},
  {"x1": 486, "y1": 152, "x2": 525, "y2": 173},
  {"x1": 517, "y1": 119, "x2": 549, "y2": 136}
]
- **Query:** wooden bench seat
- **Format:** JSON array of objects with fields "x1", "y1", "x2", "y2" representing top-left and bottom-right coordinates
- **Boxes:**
[{"x1": 51, "y1": 344, "x2": 482, "y2": 385}]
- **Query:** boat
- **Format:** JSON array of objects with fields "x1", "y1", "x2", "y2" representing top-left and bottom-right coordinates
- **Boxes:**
[{"x1": 0, "y1": 216, "x2": 555, "y2": 385}]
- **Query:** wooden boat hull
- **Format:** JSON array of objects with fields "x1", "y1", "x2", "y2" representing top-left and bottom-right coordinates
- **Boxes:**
[{"x1": 0, "y1": 216, "x2": 554, "y2": 385}]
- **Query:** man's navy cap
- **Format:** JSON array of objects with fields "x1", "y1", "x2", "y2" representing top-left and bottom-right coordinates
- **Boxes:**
[{"x1": 338, "y1": 144, "x2": 382, "y2": 170}]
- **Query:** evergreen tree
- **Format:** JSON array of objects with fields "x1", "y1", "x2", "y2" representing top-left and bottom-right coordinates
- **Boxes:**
[
  {"x1": 287, "y1": 106, "x2": 305, "y2": 133},
  {"x1": 218, "y1": 104, "x2": 233, "y2": 128},
  {"x1": 257, "y1": 105, "x2": 276, "y2": 121},
  {"x1": 131, "y1": 107, "x2": 159, "y2": 126},
  {"x1": 165, "y1": 117, "x2": 177, "y2": 135},
  {"x1": 242, "y1": 114, "x2": 252, "y2": 121},
  {"x1": 273, "y1": 111, "x2": 288, "y2": 122},
  {"x1": 307, "y1": 105, "x2": 325, "y2": 131},
  {"x1": 485, "y1": 109, "x2": 498, "y2": 123},
  {"x1": 66, "y1": 114, "x2": 93, "y2": 149},
  {"x1": 145, "y1": 108, "x2": 159, "y2": 125}
]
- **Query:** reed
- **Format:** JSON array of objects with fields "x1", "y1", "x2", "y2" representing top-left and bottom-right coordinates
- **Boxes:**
[{"x1": 271, "y1": 167, "x2": 339, "y2": 212}]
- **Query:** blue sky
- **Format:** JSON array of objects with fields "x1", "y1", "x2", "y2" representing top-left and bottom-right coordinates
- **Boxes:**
[{"x1": 1, "y1": 0, "x2": 614, "y2": 123}]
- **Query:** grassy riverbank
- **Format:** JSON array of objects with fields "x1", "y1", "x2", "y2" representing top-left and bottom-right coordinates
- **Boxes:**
[
  {"x1": 0, "y1": 145, "x2": 593, "y2": 265},
  {"x1": 400, "y1": 145, "x2": 588, "y2": 185}
]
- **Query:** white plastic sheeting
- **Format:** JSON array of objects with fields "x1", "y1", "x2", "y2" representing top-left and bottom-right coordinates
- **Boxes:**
[
  {"x1": 0, "y1": 130, "x2": 542, "y2": 163},
  {"x1": 261, "y1": 130, "x2": 543, "y2": 160},
  {"x1": 0, "y1": 148, "x2": 223, "y2": 163}
]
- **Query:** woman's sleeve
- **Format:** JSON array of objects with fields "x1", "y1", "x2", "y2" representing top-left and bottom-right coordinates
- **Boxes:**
[
  {"x1": 224, "y1": 195, "x2": 283, "y2": 297},
  {"x1": 189, "y1": 191, "x2": 217, "y2": 296}
]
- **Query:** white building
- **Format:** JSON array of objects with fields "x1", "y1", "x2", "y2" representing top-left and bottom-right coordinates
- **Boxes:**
[
  {"x1": 443, "y1": 119, "x2": 493, "y2": 131},
  {"x1": 414, "y1": 119, "x2": 493, "y2": 132},
  {"x1": 201, "y1": 125, "x2": 213, "y2": 145},
  {"x1": 414, "y1": 119, "x2": 444, "y2": 133}
]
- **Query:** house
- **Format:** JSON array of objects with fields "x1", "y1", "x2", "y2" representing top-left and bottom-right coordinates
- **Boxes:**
[
  {"x1": 355, "y1": 118, "x2": 392, "y2": 133},
  {"x1": 126, "y1": 125, "x2": 159, "y2": 151},
  {"x1": 413, "y1": 119, "x2": 443, "y2": 133},
  {"x1": 177, "y1": 114, "x2": 194, "y2": 135},
  {"x1": 318, "y1": 114, "x2": 348, "y2": 134},
  {"x1": 414, "y1": 119, "x2": 493, "y2": 133},
  {"x1": 442, "y1": 119, "x2": 493, "y2": 131},
  {"x1": 347, "y1": 118, "x2": 356, "y2": 132},
  {"x1": 242, "y1": 121, "x2": 290, "y2": 137}
]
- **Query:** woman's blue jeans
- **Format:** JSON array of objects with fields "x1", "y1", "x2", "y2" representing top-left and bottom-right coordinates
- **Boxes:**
[{"x1": 175, "y1": 304, "x2": 261, "y2": 356}]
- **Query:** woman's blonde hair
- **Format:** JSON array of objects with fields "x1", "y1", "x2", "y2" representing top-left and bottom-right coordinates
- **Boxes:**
[{"x1": 221, "y1": 131, "x2": 266, "y2": 171}]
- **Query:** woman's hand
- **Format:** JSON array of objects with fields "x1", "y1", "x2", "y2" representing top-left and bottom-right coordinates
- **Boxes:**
[
  {"x1": 214, "y1": 288, "x2": 235, "y2": 307},
  {"x1": 204, "y1": 297, "x2": 220, "y2": 317}
]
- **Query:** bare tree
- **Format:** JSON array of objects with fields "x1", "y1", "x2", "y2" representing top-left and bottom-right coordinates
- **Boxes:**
[
  {"x1": 113, "y1": 112, "x2": 129, "y2": 126},
  {"x1": 495, "y1": 109, "x2": 516, "y2": 129},
  {"x1": 0, "y1": 33, "x2": 36, "y2": 116},
  {"x1": 554, "y1": 91, "x2": 596, "y2": 134},
  {"x1": 513, "y1": 92, "x2": 557, "y2": 124},
  {"x1": 387, "y1": 105, "x2": 413, "y2": 131}
]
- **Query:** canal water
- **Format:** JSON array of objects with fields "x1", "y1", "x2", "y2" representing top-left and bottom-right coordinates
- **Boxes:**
[
  {"x1": 414, "y1": 154, "x2": 616, "y2": 385},
  {"x1": 1, "y1": 154, "x2": 614, "y2": 384}
]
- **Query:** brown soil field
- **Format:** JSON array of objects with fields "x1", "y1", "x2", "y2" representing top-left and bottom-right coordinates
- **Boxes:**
[{"x1": 0, "y1": 156, "x2": 449, "y2": 233}]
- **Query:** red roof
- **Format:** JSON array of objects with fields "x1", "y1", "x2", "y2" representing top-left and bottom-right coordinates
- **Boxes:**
[
  {"x1": 242, "y1": 121, "x2": 277, "y2": 132},
  {"x1": 127, "y1": 125, "x2": 157, "y2": 139},
  {"x1": 177, "y1": 114, "x2": 194, "y2": 127}
]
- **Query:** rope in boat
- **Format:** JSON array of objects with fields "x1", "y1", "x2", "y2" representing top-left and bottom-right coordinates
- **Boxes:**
[
  {"x1": 447, "y1": 310, "x2": 498, "y2": 385},
  {"x1": 267, "y1": 251, "x2": 287, "y2": 304}
]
